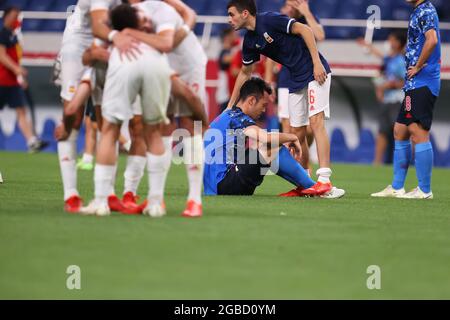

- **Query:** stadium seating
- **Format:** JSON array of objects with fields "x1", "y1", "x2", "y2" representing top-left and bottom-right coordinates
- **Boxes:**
[{"x1": 0, "y1": 0, "x2": 447, "y2": 40}]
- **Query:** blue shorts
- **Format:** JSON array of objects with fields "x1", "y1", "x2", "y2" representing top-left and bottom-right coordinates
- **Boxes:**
[{"x1": 0, "y1": 86, "x2": 26, "y2": 110}]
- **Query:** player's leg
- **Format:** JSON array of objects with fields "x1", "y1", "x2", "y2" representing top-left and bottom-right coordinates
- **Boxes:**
[
  {"x1": 175, "y1": 68, "x2": 207, "y2": 217},
  {"x1": 57, "y1": 44, "x2": 89, "y2": 212},
  {"x1": 6, "y1": 86, "x2": 45, "y2": 152},
  {"x1": 287, "y1": 89, "x2": 309, "y2": 169},
  {"x1": 397, "y1": 87, "x2": 436, "y2": 199},
  {"x1": 77, "y1": 101, "x2": 96, "y2": 171},
  {"x1": 122, "y1": 110, "x2": 148, "y2": 210},
  {"x1": 138, "y1": 54, "x2": 172, "y2": 217},
  {"x1": 277, "y1": 87, "x2": 291, "y2": 133},
  {"x1": 307, "y1": 75, "x2": 332, "y2": 185}
]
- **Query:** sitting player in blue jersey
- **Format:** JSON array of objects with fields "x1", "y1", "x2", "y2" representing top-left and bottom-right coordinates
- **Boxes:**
[
  {"x1": 372, "y1": 0, "x2": 441, "y2": 200},
  {"x1": 226, "y1": 0, "x2": 341, "y2": 198},
  {"x1": 203, "y1": 77, "x2": 345, "y2": 198}
]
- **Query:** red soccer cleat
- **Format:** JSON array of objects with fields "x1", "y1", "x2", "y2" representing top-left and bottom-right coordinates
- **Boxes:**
[
  {"x1": 120, "y1": 192, "x2": 146, "y2": 215},
  {"x1": 64, "y1": 195, "x2": 83, "y2": 213},
  {"x1": 181, "y1": 200, "x2": 202, "y2": 218},
  {"x1": 300, "y1": 182, "x2": 332, "y2": 196},
  {"x1": 279, "y1": 187, "x2": 304, "y2": 197},
  {"x1": 108, "y1": 194, "x2": 125, "y2": 212}
]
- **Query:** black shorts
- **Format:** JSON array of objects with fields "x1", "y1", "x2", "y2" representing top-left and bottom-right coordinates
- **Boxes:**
[
  {"x1": 0, "y1": 86, "x2": 26, "y2": 110},
  {"x1": 84, "y1": 97, "x2": 97, "y2": 122},
  {"x1": 397, "y1": 87, "x2": 437, "y2": 131},
  {"x1": 217, "y1": 149, "x2": 270, "y2": 196}
]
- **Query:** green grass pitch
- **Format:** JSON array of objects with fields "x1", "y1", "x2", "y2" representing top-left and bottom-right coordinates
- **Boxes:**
[{"x1": 0, "y1": 151, "x2": 449, "y2": 299}]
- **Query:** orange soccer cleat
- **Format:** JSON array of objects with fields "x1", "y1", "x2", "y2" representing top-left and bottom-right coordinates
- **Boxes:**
[
  {"x1": 108, "y1": 194, "x2": 125, "y2": 212},
  {"x1": 181, "y1": 200, "x2": 203, "y2": 218},
  {"x1": 64, "y1": 195, "x2": 83, "y2": 213},
  {"x1": 279, "y1": 187, "x2": 305, "y2": 197},
  {"x1": 300, "y1": 182, "x2": 332, "y2": 196},
  {"x1": 120, "y1": 192, "x2": 146, "y2": 215}
]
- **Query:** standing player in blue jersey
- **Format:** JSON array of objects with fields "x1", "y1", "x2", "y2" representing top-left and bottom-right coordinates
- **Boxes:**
[
  {"x1": 226, "y1": 0, "x2": 338, "y2": 196},
  {"x1": 372, "y1": 0, "x2": 441, "y2": 199}
]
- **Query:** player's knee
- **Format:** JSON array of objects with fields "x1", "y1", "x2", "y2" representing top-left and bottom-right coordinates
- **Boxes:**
[
  {"x1": 393, "y1": 123, "x2": 408, "y2": 141},
  {"x1": 309, "y1": 114, "x2": 325, "y2": 131}
]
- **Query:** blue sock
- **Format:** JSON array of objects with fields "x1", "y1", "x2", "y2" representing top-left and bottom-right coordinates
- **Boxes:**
[
  {"x1": 392, "y1": 140, "x2": 412, "y2": 190},
  {"x1": 415, "y1": 142, "x2": 433, "y2": 193},
  {"x1": 273, "y1": 146, "x2": 315, "y2": 189}
]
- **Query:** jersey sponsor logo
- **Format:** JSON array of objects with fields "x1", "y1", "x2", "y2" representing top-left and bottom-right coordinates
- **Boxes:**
[{"x1": 263, "y1": 32, "x2": 274, "y2": 44}]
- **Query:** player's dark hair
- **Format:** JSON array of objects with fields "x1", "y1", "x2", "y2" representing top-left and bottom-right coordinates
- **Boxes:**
[
  {"x1": 237, "y1": 77, "x2": 272, "y2": 103},
  {"x1": 2, "y1": 6, "x2": 20, "y2": 19},
  {"x1": 390, "y1": 30, "x2": 407, "y2": 49},
  {"x1": 227, "y1": 0, "x2": 257, "y2": 16},
  {"x1": 110, "y1": 4, "x2": 139, "y2": 31}
]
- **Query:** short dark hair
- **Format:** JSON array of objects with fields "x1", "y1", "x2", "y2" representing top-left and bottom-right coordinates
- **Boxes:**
[
  {"x1": 2, "y1": 6, "x2": 20, "y2": 19},
  {"x1": 110, "y1": 4, "x2": 139, "y2": 31},
  {"x1": 390, "y1": 30, "x2": 407, "y2": 49},
  {"x1": 227, "y1": 0, "x2": 257, "y2": 16},
  {"x1": 237, "y1": 77, "x2": 272, "y2": 103}
]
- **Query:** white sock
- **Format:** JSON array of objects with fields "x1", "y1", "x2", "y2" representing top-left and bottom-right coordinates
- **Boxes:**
[
  {"x1": 58, "y1": 130, "x2": 79, "y2": 200},
  {"x1": 123, "y1": 140, "x2": 131, "y2": 152},
  {"x1": 147, "y1": 148, "x2": 172, "y2": 205},
  {"x1": 94, "y1": 164, "x2": 115, "y2": 205},
  {"x1": 82, "y1": 153, "x2": 94, "y2": 164},
  {"x1": 183, "y1": 135, "x2": 204, "y2": 204},
  {"x1": 317, "y1": 167, "x2": 332, "y2": 184},
  {"x1": 27, "y1": 136, "x2": 38, "y2": 147},
  {"x1": 123, "y1": 155, "x2": 146, "y2": 195}
]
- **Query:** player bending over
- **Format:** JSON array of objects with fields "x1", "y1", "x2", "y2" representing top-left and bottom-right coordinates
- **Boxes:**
[{"x1": 204, "y1": 77, "x2": 344, "y2": 199}]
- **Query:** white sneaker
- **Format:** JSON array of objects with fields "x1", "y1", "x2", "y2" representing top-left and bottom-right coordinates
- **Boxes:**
[
  {"x1": 0, "y1": 172, "x2": 3, "y2": 184},
  {"x1": 80, "y1": 200, "x2": 111, "y2": 217},
  {"x1": 371, "y1": 185, "x2": 405, "y2": 198},
  {"x1": 143, "y1": 203, "x2": 166, "y2": 218},
  {"x1": 321, "y1": 187, "x2": 345, "y2": 199},
  {"x1": 398, "y1": 187, "x2": 433, "y2": 199}
]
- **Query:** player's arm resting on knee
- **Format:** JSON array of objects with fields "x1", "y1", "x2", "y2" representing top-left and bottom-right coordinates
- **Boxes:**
[
  {"x1": 227, "y1": 64, "x2": 254, "y2": 109},
  {"x1": 291, "y1": 22, "x2": 327, "y2": 85},
  {"x1": 0, "y1": 45, "x2": 26, "y2": 77},
  {"x1": 244, "y1": 125, "x2": 301, "y2": 159},
  {"x1": 123, "y1": 29, "x2": 175, "y2": 53},
  {"x1": 407, "y1": 29, "x2": 438, "y2": 79}
]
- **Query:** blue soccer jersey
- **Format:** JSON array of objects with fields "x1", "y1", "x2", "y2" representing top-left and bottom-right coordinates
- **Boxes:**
[
  {"x1": 242, "y1": 12, "x2": 331, "y2": 93},
  {"x1": 203, "y1": 107, "x2": 256, "y2": 195},
  {"x1": 404, "y1": 0, "x2": 441, "y2": 96}
]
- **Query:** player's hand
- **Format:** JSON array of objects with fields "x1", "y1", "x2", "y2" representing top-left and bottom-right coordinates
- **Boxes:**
[
  {"x1": 288, "y1": 138, "x2": 302, "y2": 162},
  {"x1": 112, "y1": 31, "x2": 141, "y2": 61},
  {"x1": 407, "y1": 64, "x2": 426, "y2": 79},
  {"x1": 14, "y1": 66, "x2": 27, "y2": 77},
  {"x1": 288, "y1": 0, "x2": 310, "y2": 16},
  {"x1": 313, "y1": 62, "x2": 327, "y2": 85},
  {"x1": 54, "y1": 123, "x2": 69, "y2": 141}
]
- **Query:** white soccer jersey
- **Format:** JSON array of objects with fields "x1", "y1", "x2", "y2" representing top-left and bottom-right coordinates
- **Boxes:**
[
  {"x1": 134, "y1": 0, "x2": 207, "y2": 76},
  {"x1": 63, "y1": 0, "x2": 121, "y2": 39}
]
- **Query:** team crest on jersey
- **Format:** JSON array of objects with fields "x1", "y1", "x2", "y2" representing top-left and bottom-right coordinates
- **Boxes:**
[{"x1": 263, "y1": 32, "x2": 274, "y2": 43}]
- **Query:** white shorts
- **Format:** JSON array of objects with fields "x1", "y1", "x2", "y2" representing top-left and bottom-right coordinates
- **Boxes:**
[
  {"x1": 91, "y1": 67, "x2": 107, "y2": 106},
  {"x1": 167, "y1": 64, "x2": 207, "y2": 118},
  {"x1": 59, "y1": 36, "x2": 91, "y2": 102},
  {"x1": 278, "y1": 87, "x2": 290, "y2": 119},
  {"x1": 288, "y1": 74, "x2": 331, "y2": 128},
  {"x1": 102, "y1": 48, "x2": 172, "y2": 125}
]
